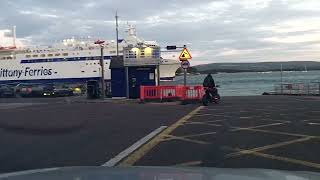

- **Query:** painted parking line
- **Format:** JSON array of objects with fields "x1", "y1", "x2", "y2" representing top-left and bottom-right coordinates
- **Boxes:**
[
  {"x1": 185, "y1": 121, "x2": 222, "y2": 127},
  {"x1": 180, "y1": 132, "x2": 217, "y2": 138},
  {"x1": 102, "y1": 126, "x2": 168, "y2": 167},
  {"x1": 194, "y1": 113, "x2": 212, "y2": 117},
  {"x1": 174, "y1": 161, "x2": 202, "y2": 166},
  {"x1": 231, "y1": 147, "x2": 320, "y2": 169},
  {"x1": 230, "y1": 122, "x2": 285, "y2": 132},
  {"x1": 191, "y1": 120, "x2": 223, "y2": 123},
  {"x1": 236, "y1": 127, "x2": 316, "y2": 138},
  {"x1": 118, "y1": 106, "x2": 204, "y2": 166},
  {"x1": 163, "y1": 135, "x2": 210, "y2": 145},
  {"x1": 308, "y1": 122, "x2": 320, "y2": 126},
  {"x1": 260, "y1": 119, "x2": 291, "y2": 123},
  {"x1": 226, "y1": 137, "x2": 312, "y2": 157}
]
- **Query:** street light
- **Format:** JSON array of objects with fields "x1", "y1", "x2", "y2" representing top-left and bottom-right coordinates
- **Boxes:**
[{"x1": 94, "y1": 40, "x2": 106, "y2": 99}]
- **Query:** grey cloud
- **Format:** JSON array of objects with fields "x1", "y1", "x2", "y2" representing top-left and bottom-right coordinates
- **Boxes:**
[{"x1": 1, "y1": 0, "x2": 320, "y2": 63}]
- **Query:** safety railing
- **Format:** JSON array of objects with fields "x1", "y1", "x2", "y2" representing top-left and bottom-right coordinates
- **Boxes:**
[
  {"x1": 274, "y1": 82, "x2": 320, "y2": 95},
  {"x1": 140, "y1": 85, "x2": 204, "y2": 102}
]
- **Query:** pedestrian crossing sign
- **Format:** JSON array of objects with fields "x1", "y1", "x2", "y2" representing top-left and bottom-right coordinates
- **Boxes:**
[{"x1": 179, "y1": 48, "x2": 192, "y2": 61}]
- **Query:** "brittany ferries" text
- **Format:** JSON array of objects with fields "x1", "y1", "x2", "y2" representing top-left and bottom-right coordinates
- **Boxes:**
[{"x1": 0, "y1": 67, "x2": 53, "y2": 78}]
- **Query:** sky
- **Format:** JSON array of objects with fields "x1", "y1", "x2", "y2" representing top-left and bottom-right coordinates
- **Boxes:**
[{"x1": 1, "y1": 0, "x2": 320, "y2": 65}]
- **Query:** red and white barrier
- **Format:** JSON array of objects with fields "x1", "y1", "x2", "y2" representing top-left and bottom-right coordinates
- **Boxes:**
[{"x1": 140, "y1": 85, "x2": 204, "y2": 102}]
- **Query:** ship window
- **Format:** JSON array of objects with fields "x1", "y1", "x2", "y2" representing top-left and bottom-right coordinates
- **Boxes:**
[
  {"x1": 7, "y1": 56, "x2": 13, "y2": 60},
  {"x1": 40, "y1": 54, "x2": 46, "y2": 57},
  {"x1": 33, "y1": 54, "x2": 38, "y2": 57},
  {"x1": 94, "y1": 63, "x2": 96, "y2": 65},
  {"x1": 86, "y1": 63, "x2": 88, "y2": 65},
  {"x1": 55, "y1": 53, "x2": 60, "y2": 56},
  {"x1": 119, "y1": 50, "x2": 123, "y2": 53},
  {"x1": 26, "y1": 55, "x2": 31, "y2": 58},
  {"x1": 48, "y1": 54, "x2": 53, "y2": 57},
  {"x1": 97, "y1": 63, "x2": 100, "y2": 65},
  {"x1": 93, "y1": 70, "x2": 97, "y2": 72},
  {"x1": 88, "y1": 52, "x2": 91, "y2": 54},
  {"x1": 63, "y1": 53, "x2": 68, "y2": 56},
  {"x1": 110, "y1": 51, "x2": 116, "y2": 54},
  {"x1": 1, "y1": 57, "x2": 5, "y2": 60},
  {"x1": 81, "y1": 71, "x2": 85, "y2": 73}
]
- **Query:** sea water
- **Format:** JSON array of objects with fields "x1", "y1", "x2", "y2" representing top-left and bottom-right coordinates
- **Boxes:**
[{"x1": 173, "y1": 70, "x2": 320, "y2": 96}]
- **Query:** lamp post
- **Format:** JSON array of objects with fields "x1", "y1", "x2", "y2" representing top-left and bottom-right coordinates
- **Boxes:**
[{"x1": 95, "y1": 40, "x2": 106, "y2": 99}]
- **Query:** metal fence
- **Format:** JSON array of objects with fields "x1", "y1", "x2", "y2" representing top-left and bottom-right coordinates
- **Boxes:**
[{"x1": 274, "y1": 82, "x2": 320, "y2": 95}]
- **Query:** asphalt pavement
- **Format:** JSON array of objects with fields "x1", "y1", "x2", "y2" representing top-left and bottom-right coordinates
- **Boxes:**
[
  {"x1": 0, "y1": 97, "x2": 197, "y2": 173},
  {"x1": 2, "y1": 95, "x2": 320, "y2": 174},
  {"x1": 125, "y1": 96, "x2": 320, "y2": 173}
]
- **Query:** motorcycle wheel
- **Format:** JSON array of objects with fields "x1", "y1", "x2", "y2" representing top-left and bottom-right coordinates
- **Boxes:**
[{"x1": 202, "y1": 95, "x2": 209, "y2": 106}]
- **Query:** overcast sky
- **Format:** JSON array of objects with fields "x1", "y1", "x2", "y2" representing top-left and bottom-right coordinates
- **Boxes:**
[{"x1": 1, "y1": 0, "x2": 320, "y2": 65}]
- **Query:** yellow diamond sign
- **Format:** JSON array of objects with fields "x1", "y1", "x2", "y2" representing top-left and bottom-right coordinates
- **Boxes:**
[{"x1": 179, "y1": 48, "x2": 192, "y2": 61}]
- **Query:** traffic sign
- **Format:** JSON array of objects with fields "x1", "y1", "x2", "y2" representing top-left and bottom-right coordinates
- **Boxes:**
[
  {"x1": 181, "y1": 60, "x2": 190, "y2": 69},
  {"x1": 179, "y1": 48, "x2": 192, "y2": 61}
]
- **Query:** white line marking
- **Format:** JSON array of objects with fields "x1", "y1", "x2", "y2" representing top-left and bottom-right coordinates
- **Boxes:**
[
  {"x1": 308, "y1": 122, "x2": 320, "y2": 126},
  {"x1": 102, "y1": 126, "x2": 167, "y2": 167},
  {"x1": 0, "y1": 168, "x2": 60, "y2": 178}
]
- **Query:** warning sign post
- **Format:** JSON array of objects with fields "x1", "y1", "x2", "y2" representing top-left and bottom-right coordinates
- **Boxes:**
[{"x1": 179, "y1": 46, "x2": 192, "y2": 86}]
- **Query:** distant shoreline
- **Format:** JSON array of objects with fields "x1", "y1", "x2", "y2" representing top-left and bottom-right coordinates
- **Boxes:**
[{"x1": 175, "y1": 69, "x2": 318, "y2": 76}]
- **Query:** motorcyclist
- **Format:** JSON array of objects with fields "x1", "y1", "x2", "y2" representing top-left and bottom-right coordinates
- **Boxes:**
[{"x1": 203, "y1": 74, "x2": 218, "y2": 97}]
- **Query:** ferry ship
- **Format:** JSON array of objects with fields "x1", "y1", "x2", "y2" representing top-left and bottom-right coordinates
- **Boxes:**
[{"x1": 0, "y1": 25, "x2": 180, "y2": 84}]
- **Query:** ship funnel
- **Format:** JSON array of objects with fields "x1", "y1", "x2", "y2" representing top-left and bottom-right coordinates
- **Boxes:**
[{"x1": 12, "y1": 26, "x2": 16, "y2": 48}]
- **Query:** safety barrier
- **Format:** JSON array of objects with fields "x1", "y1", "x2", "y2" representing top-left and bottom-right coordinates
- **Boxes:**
[
  {"x1": 274, "y1": 82, "x2": 320, "y2": 95},
  {"x1": 181, "y1": 86, "x2": 205, "y2": 101},
  {"x1": 140, "y1": 85, "x2": 204, "y2": 102}
]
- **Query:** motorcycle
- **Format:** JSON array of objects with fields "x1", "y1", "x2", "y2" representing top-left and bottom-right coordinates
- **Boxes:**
[{"x1": 202, "y1": 87, "x2": 220, "y2": 106}]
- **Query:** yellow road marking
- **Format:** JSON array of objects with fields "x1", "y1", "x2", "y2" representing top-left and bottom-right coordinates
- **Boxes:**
[
  {"x1": 240, "y1": 117, "x2": 252, "y2": 119},
  {"x1": 118, "y1": 106, "x2": 204, "y2": 166},
  {"x1": 227, "y1": 137, "x2": 312, "y2": 157},
  {"x1": 174, "y1": 161, "x2": 202, "y2": 166},
  {"x1": 232, "y1": 147, "x2": 320, "y2": 169},
  {"x1": 185, "y1": 121, "x2": 222, "y2": 127},
  {"x1": 194, "y1": 114, "x2": 212, "y2": 117},
  {"x1": 180, "y1": 132, "x2": 217, "y2": 138},
  {"x1": 164, "y1": 135, "x2": 210, "y2": 145},
  {"x1": 193, "y1": 120, "x2": 223, "y2": 123},
  {"x1": 308, "y1": 122, "x2": 320, "y2": 126},
  {"x1": 236, "y1": 127, "x2": 316, "y2": 138},
  {"x1": 260, "y1": 119, "x2": 291, "y2": 123},
  {"x1": 231, "y1": 123, "x2": 284, "y2": 132}
]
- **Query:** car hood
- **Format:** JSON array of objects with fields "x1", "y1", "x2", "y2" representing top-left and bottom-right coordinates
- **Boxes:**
[{"x1": 0, "y1": 166, "x2": 319, "y2": 180}]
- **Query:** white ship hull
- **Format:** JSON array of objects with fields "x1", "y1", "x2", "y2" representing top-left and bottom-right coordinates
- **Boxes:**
[
  {"x1": 0, "y1": 54, "x2": 179, "y2": 84},
  {"x1": 0, "y1": 24, "x2": 180, "y2": 84},
  {"x1": 159, "y1": 59, "x2": 180, "y2": 81}
]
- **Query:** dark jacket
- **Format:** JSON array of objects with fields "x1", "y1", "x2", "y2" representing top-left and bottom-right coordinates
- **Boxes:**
[{"x1": 203, "y1": 74, "x2": 215, "y2": 88}]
